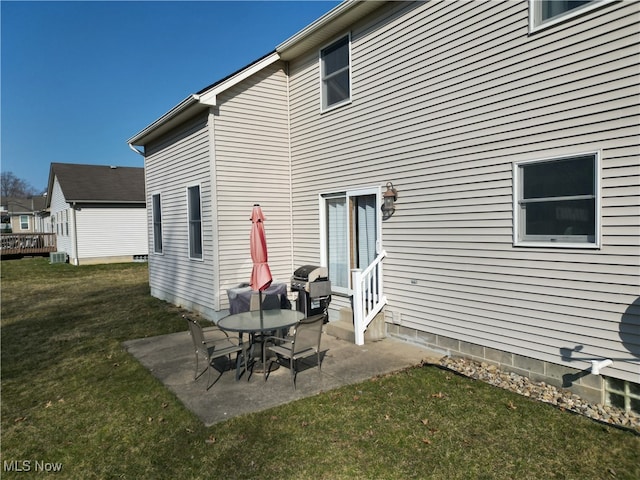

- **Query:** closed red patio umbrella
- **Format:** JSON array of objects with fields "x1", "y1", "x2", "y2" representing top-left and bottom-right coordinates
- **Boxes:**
[{"x1": 249, "y1": 204, "x2": 272, "y2": 317}]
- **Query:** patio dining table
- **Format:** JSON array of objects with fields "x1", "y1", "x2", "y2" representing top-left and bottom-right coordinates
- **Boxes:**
[{"x1": 217, "y1": 308, "x2": 305, "y2": 372}]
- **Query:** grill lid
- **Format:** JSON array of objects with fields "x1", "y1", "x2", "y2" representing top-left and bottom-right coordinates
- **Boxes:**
[{"x1": 292, "y1": 265, "x2": 328, "y2": 282}]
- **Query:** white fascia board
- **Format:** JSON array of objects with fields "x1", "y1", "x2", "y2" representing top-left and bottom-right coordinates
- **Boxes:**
[{"x1": 198, "y1": 52, "x2": 281, "y2": 106}]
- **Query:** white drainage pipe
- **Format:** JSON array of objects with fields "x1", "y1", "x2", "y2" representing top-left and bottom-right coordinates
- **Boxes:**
[{"x1": 590, "y1": 359, "x2": 613, "y2": 375}]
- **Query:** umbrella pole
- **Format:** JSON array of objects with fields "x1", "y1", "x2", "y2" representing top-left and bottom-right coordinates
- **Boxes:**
[{"x1": 259, "y1": 290, "x2": 263, "y2": 321}]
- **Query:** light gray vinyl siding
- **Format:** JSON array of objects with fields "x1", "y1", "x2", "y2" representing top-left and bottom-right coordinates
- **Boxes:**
[
  {"x1": 145, "y1": 113, "x2": 216, "y2": 315},
  {"x1": 288, "y1": 1, "x2": 640, "y2": 381},
  {"x1": 75, "y1": 207, "x2": 148, "y2": 259},
  {"x1": 49, "y1": 178, "x2": 74, "y2": 255},
  {"x1": 214, "y1": 61, "x2": 293, "y2": 309}
]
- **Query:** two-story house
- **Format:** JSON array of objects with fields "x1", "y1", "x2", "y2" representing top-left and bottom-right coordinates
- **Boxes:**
[{"x1": 128, "y1": 1, "x2": 639, "y2": 409}]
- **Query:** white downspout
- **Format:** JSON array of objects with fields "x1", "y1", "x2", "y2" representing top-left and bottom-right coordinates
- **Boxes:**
[
  {"x1": 71, "y1": 202, "x2": 79, "y2": 266},
  {"x1": 128, "y1": 143, "x2": 145, "y2": 156},
  {"x1": 285, "y1": 61, "x2": 295, "y2": 277}
]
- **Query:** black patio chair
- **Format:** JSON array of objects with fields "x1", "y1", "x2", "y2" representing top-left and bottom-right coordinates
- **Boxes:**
[
  {"x1": 262, "y1": 314, "x2": 325, "y2": 390},
  {"x1": 184, "y1": 315, "x2": 247, "y2": 389}
]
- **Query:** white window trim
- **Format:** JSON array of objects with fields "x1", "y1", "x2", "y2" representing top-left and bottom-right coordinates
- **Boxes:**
[
  {"x1": 529, "y1": 0, "x2": 614, "y2": 34},
  {"x1": 19, "y1": 215, "x2": 29, "y2": 230},
  {"x1": 319, "y1": 185, "x2": 382, "y2": 295},
  {"x1": 186, "y1": 184, "x2": 204, "y2": 261},
  {"x1": 319, "y1": 32, "x2": 352, "y2": 113},
  {"x1": 151, "y1": 192, "x2": 164, "y2": 255},
  {"x1": 512, "y1": 151, "x2": 601, "y2": 249}
]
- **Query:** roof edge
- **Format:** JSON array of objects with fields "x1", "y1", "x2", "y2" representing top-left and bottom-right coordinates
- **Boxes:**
[
  {"x1": 127, "y1": 94, "x2": 201, "y2": 146},
  {"x1": 276, "y1": 0, "x2": 386, "y2": 60},
  {"x1": 276, "y1": 0, "x2": 359, "y2": 52},
  {"x1": 128, "y1": 51, "x2": 280, "y2": 147},
  {"x1": 127, "y1": 1, "x2": 386, "y2": 147},
  {"x1": 66, "y1": 200, "x2": 146, "y2": 205},
  {"x1": 199, "y1": 51, "x2": 280, "y2": 106}
]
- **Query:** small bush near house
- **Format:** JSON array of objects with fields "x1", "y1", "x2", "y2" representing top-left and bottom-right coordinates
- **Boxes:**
[{"x1": 1, "y1": 258, "x2": 639, "y2": 479}]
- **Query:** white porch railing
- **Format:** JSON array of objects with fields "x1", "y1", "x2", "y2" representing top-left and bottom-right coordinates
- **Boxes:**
[{"x1": 351, "y1": 250, "x2": 387, "y2": 345}]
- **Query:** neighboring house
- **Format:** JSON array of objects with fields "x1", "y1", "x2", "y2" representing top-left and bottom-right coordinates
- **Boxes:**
[
  {"x1": 46, "y1": 163, "x2": 148, "y2": 265},
  {"x1": 0, "y1": 195, "x2": 48, "y2": 233},
  {"x1": 128, "y1": 0, "x2": 639, "y2": 408}
]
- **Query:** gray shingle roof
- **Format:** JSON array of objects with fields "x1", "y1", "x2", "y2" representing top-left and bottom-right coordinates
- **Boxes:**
[
  {"x1": 0, "y1": 196, "x2": 47, "y2": 213},
  {"x1": 49, "y1": 163, "x2": 145, "y2": 203}
]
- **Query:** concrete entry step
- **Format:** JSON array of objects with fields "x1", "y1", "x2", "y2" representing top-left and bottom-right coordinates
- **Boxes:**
[{"x1": 325, "y1": 309, "x2": 386, "y2": 343}]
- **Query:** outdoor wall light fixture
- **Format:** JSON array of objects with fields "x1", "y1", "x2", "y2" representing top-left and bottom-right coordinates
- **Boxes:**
[{"x1": 381, "y1": 182, "x2": 398, "y2": 220}]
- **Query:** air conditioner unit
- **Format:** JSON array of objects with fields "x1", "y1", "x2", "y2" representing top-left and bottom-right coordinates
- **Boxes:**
[{"x1": 50, "y1": 252, "x2": 67, "y2": 264}]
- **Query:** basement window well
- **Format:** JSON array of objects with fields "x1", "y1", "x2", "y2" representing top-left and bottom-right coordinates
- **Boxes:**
[{"x1": 606, "y1": 377, "x2": 640, "y2": 415}]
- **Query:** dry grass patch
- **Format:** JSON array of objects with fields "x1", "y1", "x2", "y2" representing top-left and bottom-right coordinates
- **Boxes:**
[{"x1": 2, "y1": 258, "x2": 639, "y2": 479}]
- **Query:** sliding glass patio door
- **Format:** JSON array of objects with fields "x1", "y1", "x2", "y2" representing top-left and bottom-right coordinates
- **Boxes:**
[{"x1": 321, "y1": 187, "x2": 380, "y2": 294}]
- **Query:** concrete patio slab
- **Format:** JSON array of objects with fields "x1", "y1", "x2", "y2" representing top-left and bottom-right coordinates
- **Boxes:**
[{"x1": 123, "y1": 328, "x2": 444, "y2": 426}]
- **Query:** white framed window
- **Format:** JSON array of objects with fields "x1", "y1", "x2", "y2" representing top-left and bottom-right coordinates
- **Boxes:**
[
  {"x1": 320, "y1": 34, "x2": 351, "y2": 112},
  {"x1": 19, "y1": 215, "x2": 29, "y2": 230},
  {"x1": 320, "y1": 186, "x2": 381, "y2": 294},
  {"x1": 152, "y1": 193, "x2": 163, "y2": 254},
  {"x1": 187, "y1": 185, "x2": 203, "y2": 260},
  {"x1": 529, "y1": 0, "x2": 610, "y2": 32},
  {"x1": 513, "y1": 152, "x2": 600, "y2": 248}
]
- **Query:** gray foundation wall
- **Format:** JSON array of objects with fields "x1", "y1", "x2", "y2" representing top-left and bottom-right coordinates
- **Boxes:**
[{"x1": 386, "y1": 324, "x2": 606, "y2": 405}]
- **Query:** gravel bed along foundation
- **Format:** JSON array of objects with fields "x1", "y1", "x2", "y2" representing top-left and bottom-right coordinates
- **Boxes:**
[{"x1": 439, "y1": 357, "x2": 639, "y2": 433}]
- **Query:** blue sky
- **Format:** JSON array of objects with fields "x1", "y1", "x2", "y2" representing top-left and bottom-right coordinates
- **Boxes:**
[{"x1": 1, "y1": 0, "x2": 340, "y2": 193}]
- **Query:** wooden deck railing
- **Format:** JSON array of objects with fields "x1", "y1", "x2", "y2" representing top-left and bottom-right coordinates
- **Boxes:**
[{"x1": 1, "y1": 233, "x2": 57, "y2": 256}]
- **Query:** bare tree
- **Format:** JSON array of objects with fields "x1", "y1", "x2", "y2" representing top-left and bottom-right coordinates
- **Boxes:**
[{"x1": 0, "y1": 171, "x2": 39, "y2": 198}]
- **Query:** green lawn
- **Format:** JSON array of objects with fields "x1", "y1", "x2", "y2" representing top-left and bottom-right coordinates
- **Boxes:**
[{"x1": 2, "y1": 258, "x2": 639, "y2": 479}]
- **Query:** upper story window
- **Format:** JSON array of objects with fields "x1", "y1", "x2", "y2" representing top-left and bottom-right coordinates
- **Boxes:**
[
  {"x1": 513, "y1": 152, "x2": 600, "y2": 248},
  {"x1": 187, "y1": 185, "x2": 203, "y2": 260},
  {"x1": 20, "y1": 215, "x2": 29, "y2": 230},
  {"x1": 320, "y1": 34, "x2": 351, "y2": 111},
  {"x1": 152, "y1": 193, "x2": 163, "y2": 254},
  {"x1": 530, "y1": 0, "x2": 608, "y2": 31}
]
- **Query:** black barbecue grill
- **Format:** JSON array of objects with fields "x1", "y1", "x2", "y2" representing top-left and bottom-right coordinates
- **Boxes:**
[{"x1": 291, "y1": 265, "x2": 331, "y2": 318}]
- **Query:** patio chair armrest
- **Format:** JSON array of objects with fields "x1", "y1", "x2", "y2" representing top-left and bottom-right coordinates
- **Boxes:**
[
  {"x1": 262, "y1": 335, "x2": 293, "y2": 346},
  {"x1": 204, "y1": 335, "x2": 241, "y2": 348}
]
